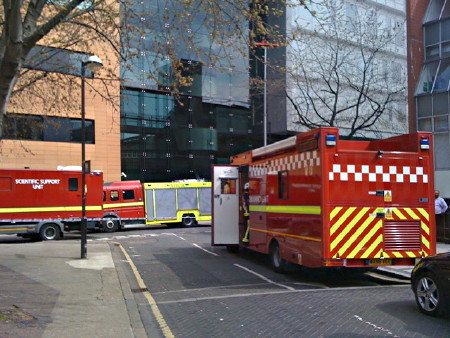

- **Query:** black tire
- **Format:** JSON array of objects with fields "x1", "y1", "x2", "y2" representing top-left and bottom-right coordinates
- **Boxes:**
[
  {"x1": 103, "y1": 219, "x2": 119, "y2": 233},
  {"x1": 39, "y1": 223, "x2": 61, "y2": 241},
  {"x1": 181, "y1": 215, "x2": 195, "y2": 228},
  {"x1": 269, "y1": 241, "x2": 287, "y2": 273},
  {"x1": 413, "y1": 271, "x2": 446, "y2": 316}
]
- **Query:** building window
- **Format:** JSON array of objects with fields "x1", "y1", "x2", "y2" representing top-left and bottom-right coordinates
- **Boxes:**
[
  {"x1": 435, "y1": 133, "x2": 450, "y2": 169},
  {"x1": 424, "y1": 0, "x2": 446, "y2": 23},
  {"x1": 425, "y1": 22, "x2": 440, "y2": 47},
  {"x1": 345, "y1": 3, "x2": 358, "y2": 31},
  {"x1": 434, "y1": 59, "x2": 450, "y2": 92},
  {"x1": 417, "y1": 95, "x2": 432, "y2": 117},
  {"x1": 426, "y1": 44, "x2": 440, "y2": 60},
  {"x1": 416, "y1": 62, "x2": 439, "y2": 95},
  {"x1": 3, "y1": 114, "x2": 95, "y2": 143},
  {"x1": 434, "y1": 116, "x2": 449, "y2": 131},
  {"x1": 24, "y1": 45, "x2": 96, "y2": 77},
  {"x1": 442, "y1": 19, "x2": 450, "y2": 41},
  {"x1": 418, "y1": 118, "x2": 432, "y2": 131},
  {"x1": 433, "y1": 92, "x2": 448, "y2": 115}
]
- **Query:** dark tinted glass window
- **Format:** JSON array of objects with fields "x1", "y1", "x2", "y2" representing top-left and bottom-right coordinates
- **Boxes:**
[
  {"x1": 123, "y1": 190, "x2": 135, "y2": 200},
  {"x1": 3, "y1": 114, "x2": 95, "y2": 143},
  {"x1": 69, "y1": 178, "x2": 78, "y2": 191},
  {"x1": 278, "y1": 171, "x2": 289, "y2": 200}
]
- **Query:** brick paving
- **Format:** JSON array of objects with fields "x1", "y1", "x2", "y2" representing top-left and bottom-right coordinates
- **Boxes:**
[{"x1": 121, "y1": 230, "x2": 450, "y2": 338}]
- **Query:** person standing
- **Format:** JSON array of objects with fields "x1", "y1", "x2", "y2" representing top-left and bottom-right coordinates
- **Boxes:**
[
  {"x1": 435, "y1": 190, "x2": 448, "y2": 214},
  {"x1": 435, "y1": 190, "x2": 448, "y2": 240}
]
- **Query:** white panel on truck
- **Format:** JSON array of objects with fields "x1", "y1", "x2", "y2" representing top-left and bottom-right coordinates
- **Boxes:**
[{"x1": 212, "y1": 166, "x2": 239, "y2": 245}]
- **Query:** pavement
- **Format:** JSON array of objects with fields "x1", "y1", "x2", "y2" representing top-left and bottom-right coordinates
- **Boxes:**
[
  {"x1": 0, "y1": 239, "x2": 449, "y2": 338},
  {"x1": 0, "y1": 240, "x2": 148, "y2": 338}
]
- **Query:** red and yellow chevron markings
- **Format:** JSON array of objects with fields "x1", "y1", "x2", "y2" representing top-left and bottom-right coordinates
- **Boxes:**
[{"x1": 329, "y1": 206, "x2": 431, "y2": 260}]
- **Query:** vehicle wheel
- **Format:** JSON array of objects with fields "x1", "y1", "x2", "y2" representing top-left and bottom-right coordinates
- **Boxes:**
[
  {"x1": 269, "y1": 241, "x2": 287, "y2": 273},
  {"x1": 181, "y1": 215, "x2": 195, "y2": 228},
  {"x1": 414, "y1": 271, "x2": 446, "y2": 316},
  {"x1": 39, "y1": 223, "x2": 61, "y2": 241},
  {"x1": 103, "y1": 219, "x2": 119, "y2": 233}
]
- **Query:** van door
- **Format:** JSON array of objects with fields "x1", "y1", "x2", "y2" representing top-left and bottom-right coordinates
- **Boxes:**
[{"x1": 212, "y1": 166, "x2": 239, "y2": 245}]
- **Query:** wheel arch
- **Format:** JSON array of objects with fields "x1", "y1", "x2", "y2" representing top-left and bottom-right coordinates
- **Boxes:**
[
  {"x1": 181, "y1": 213, "x2": 197, "y2": 227},
  {"x1": 36, "y1": 221, "x2": 64, "y2": 236},
  {"x1": 267, "y1": 236, "x2": 284, "y2": 256},
  {"x1": 102, "y1": 212, "x2": 122, "y2": 228},
  {"x1": 37, "y1": 222, "x2": 63, "y2": 240}
]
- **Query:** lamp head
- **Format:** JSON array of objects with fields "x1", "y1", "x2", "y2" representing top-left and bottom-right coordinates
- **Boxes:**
[{"x1": 84, "y1": 55, "x2": 103, "y2": 72}]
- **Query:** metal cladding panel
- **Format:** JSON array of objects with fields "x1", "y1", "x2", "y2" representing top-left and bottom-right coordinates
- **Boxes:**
[
  {"x1": 327, "y1": 155, "x2": 431, "y2": 205},
  {"x1": 199, "y1": 187, "x2": 212, "y2": 215},
  {"x1": 328, "y1": 206, "x2": 432, "y2": 259},
  {"x1": 155, "y1": 189, "x2": 176, "y2": 219},
  {"x1": 325, "y1": 136, "x2": 435, "y2": 259},
  {"x1": 177, "y1": 188, "x2": 197, "y2": 210},
  {"x1": 145, "y1": 189, "x2": 154, "y2": 220}
]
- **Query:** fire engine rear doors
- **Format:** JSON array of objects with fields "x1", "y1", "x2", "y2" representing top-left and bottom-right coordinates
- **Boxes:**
[{"x1": 212, "y1": 166, "x2": 239, "y2": 245}]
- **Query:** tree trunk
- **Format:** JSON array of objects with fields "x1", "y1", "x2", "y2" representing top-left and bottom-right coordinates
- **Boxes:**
[{"x1": 0, "y1": 0, "x2": 24, "y2": 139}]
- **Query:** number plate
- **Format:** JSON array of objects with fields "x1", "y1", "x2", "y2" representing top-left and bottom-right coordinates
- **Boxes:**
[{"x1": 369, "y1": 258, "x2": 392, "y2": 266}]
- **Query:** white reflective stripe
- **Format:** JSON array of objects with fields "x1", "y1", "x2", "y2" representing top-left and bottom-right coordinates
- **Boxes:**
[{"x1": 329, "y1": 165, "x2": 428, "y2": 183}]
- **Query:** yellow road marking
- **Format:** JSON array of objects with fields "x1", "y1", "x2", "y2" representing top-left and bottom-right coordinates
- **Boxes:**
[{"x1": 116, "y1": 243, "x2": 174, "y2": 338}]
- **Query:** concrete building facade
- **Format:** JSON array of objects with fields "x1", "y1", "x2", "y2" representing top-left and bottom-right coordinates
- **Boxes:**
[{"x1": 267, "y1": 0, "x2": 409, "y2": 140}]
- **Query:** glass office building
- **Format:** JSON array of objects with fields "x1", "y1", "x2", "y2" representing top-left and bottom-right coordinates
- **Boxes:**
[
  {"x1": 120, "y1": 1, "x2": 262, "y2": 182},
  {"x1": 416, "y1": 0, "x2": 450, "y2": 174}
]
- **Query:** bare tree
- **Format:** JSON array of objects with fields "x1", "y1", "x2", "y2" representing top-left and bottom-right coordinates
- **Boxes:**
[{"x1": 285, "y1": 1, "x2": 407, "y2": 138}]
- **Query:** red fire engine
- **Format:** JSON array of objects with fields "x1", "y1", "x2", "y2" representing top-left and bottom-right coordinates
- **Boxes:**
[
  {"x1": 212, "y1": 127, "x2": 436, "y2": 272},
  {"x1": 100, "y1": 180, "x2": 212, "y2": 231},
  {"x1": 0, "y1": 168, "x2": 104, "y2": 240}
]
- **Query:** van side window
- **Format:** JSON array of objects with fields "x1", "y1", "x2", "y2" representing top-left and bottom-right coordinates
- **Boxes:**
[
  {"x1": 278, "y1": 171, "x2": 289, "y2": 199},
  {"x1": 110, "y1": 190, "x2": 119, "y2": 201},
  {"x1": 123, "y1": 190, "x2": 135, "y2": 200},
  {"x1": 69, "y1": 178, "x2": 78, "y2": 191}
]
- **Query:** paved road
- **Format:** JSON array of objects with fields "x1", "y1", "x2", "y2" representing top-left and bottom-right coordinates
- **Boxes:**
[
  {"x1": 105, "y1": 226, "x2": 450, "y2": 338},
  {"x1": 2, "y1": 226, "x2": 449, "y2": 337}
]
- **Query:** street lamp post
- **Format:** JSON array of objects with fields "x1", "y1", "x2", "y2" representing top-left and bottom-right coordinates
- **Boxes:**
[
  {"x1": 255, "y1": 41, "x2": 279, "y2": 146},
  {"x1": 80, "y1": 55, "x2": 103, "y2": 259}
]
